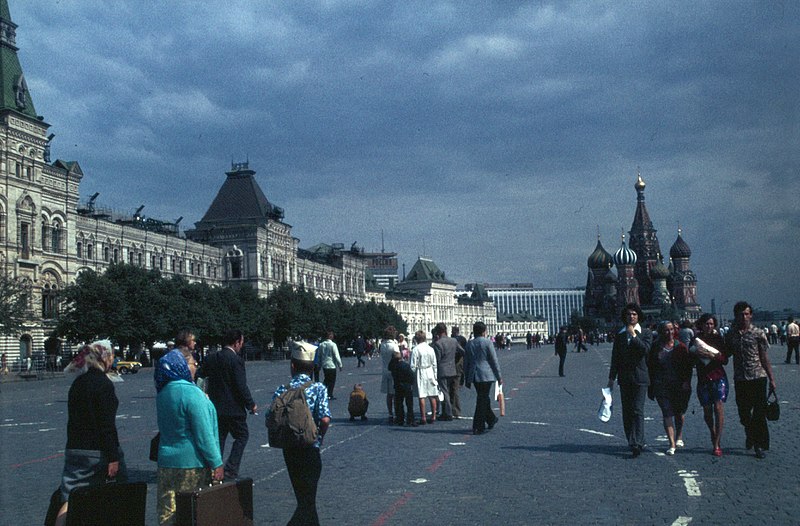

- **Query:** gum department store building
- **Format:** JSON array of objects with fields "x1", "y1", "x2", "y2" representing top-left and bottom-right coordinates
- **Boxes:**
[{"x1": 0, "y1": 2, "x2": 514, "y2": 367}]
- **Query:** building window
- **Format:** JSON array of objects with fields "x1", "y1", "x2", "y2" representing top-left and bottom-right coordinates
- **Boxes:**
[
  {"x1": 76, "y1": 241, "x2": 83, "y2": 259},
  {"x1": 113, "y1": 248, "x2": 119, "y2": 262},
  {"x1": 159, "y1": 257, "x2": 164, "y2": 270},
  {"x1": 42, "y1": 283, "x2": 58, "y2": 319},
  {"x1": 15, "y1": 162, "x2": 21, "y2": 178},
  {"x1": 51, "y1": 224, "x2": 61, "y2": 253},
  {"x1": 103, "y1": 246, "x2": 110, "y2": 262},
  {"x1": 41, "y1": 222, "x2": 49, "y2": 250},
  {"x1": 0, "y1": 208, "x2": 5, "y2": 242},
  {"x1": 86, "y1": 243, "x2": 93, "y2": 260},
  {"x1": 20, "y1": 222, "x2": 30, "y2": 258},
  {"x1": 137, "y1": 252, "x2": 143, "y2": 266}
]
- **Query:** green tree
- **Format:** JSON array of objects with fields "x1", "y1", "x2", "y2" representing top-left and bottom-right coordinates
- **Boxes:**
[{"x1": 0, "y1": 272, "x2": 31, "y2": 336}]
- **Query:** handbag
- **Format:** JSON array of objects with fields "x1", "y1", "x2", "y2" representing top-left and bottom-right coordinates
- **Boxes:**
[
  {"x1": 765, "y1": 390, "x2": 780, "y2": 421},
  {"x1": 149, "y1": 432, "x2": 160, "y2": 462}
]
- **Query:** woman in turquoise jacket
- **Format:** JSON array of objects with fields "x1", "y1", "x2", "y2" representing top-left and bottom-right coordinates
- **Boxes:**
[{"x1": 155, "y1": 343, "x2": 223, "y2": 525}]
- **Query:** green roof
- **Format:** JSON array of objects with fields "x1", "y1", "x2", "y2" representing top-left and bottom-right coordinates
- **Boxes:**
[
  {"x1": 0, "y1": 1, "x2": 38, "y2": 119},
  {"x1": 404, "y1": 257, "x2": 454, "y2": 285}
]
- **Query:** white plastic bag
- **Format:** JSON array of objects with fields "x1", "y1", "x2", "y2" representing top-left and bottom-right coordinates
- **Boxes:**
[{"x1": 597, "y1": 387, "x2": 612, "y2": 422}]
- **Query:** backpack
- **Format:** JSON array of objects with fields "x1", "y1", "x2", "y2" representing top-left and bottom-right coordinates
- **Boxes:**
[{"x1": 266, "y1": 381, "x2": 318, "y2": 448}]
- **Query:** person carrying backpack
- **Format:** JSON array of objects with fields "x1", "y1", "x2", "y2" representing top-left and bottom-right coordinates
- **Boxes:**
[{"x1": 265, "y1": 343, "x2": 331, "y2": 525}]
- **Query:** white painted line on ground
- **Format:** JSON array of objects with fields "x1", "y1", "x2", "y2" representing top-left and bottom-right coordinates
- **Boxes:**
[
  {"x1": 677, "y1": 470, "x2": 701, "y2": 496},
  {"x1": 577, "y1": 428, "x2": 614, "y2": 437},
  {"x1": 410, "y1": 478, "x2": 428, "y2": 484},
  {"x1": 512, "y1": 421, "x2": 550, "y2": 426},
  {"x1": 38, "y1": 428, "x2": 57, "y2": 432},
  {"x1": 0, "y1": 421, "x2": 46, "y2": 427},
  {"x1": 672, "y1": 516, "x2": 692, "y2": 525},
  {"x1": 449, "y1": 442, "x2": 466, "y2": 446}
]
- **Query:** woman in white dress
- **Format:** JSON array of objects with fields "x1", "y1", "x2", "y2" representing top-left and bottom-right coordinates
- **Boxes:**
[
  {"x1": 379, "y1": 326, "x2": 400, "y2": 422},
  {"x1": 410, "y1": 330, "x2": 439, "y2": 424}
]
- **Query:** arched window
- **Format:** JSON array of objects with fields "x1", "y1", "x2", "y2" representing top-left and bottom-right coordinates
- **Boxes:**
[
  {"x1": 76, "y1": 241, "x2": 83, "y2": 259},
  {"x1": 51, "y1": 223, "x2": 62, "y2": 253},
  {"x1": 103, "y1": 246, "x2": 110, "y2": 262},
  {"x1": 41, "y1": 221, "x2": 49, "y2": 250},
  {"x1": 42, "y1": 281, "x2": 58, "y2": 319},
  {"x1": 86, "y1": 243, "x2": 93, "y2": 260}
]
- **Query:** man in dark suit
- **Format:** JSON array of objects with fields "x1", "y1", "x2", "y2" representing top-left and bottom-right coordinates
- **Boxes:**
[
  {"x1": 201, "y1": 329, "x2": 257, "y2": 479},
  {"x1": 433, "y1": 323, "x2": 464, "y2": 420},
  {"x1": 607, "y1": 303, "x2": 652, "y2": 457}
]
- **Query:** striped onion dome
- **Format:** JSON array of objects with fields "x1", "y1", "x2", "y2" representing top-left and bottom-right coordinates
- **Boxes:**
[{"x1": 614, "y1": 235, "x2": 637, "y2": 266}]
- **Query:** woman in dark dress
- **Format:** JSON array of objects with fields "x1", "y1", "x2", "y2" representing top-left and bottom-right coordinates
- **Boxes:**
[
  {"x1": 648, "y1": 321, "x2": 693, "y2": 456},
  {"x1": 54, "y1": 340, "x2": 126, "y2": 526}
]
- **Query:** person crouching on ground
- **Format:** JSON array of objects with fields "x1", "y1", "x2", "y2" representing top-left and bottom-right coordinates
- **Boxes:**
[{"x1": 348, "y1": 384, "x2": 369, "y2": 421}]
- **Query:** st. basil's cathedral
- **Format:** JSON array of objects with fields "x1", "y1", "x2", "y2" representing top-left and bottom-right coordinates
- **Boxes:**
[{"x1": 584, "y1": 173, "x2": 701, "y2": 324}]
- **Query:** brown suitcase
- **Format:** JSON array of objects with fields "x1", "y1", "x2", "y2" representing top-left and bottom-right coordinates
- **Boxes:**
[{"x1": 175, "y1": 478, "x2": 254, "y2": 526}]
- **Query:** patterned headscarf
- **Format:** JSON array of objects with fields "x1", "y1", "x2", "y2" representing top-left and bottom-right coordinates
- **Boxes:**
[
  {"x1": 65, "y1": 339, "x2": 114, "y2": 375},
  {"x1": 154, "y1": 349, "x2": 193, "y2": 393}
]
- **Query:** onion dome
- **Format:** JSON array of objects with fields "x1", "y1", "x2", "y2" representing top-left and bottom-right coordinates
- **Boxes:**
[
  {"x1": 651, "y1": 256, "x2": 670, "y2": 280},
  {"x1": 670, "y1": 229, "x2": 692, "y2": 259},
  {"x1": 613, "y1": 235, "x2": 637, "y2": 266},
  {"x1": 635, "y1": 171, "x2": 646, "y2": 191},
  {"x1": 587, "y1": 238, "x2": 613, "y2": 269}
]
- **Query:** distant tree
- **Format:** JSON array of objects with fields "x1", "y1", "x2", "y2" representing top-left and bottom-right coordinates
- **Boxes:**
[{"x1": 0, "y1": 271, "x2": 31, "y2": 336}]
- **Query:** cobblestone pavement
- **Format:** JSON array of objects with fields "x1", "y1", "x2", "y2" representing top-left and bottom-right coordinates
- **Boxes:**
[{"x1": 2, "y1": 342, "x2": 798, "y2": 525}]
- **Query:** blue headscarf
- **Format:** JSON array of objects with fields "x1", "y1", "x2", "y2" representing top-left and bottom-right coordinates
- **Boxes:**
[{"x1": 154, "y1": 349, "x2": 193, "y2": 393}]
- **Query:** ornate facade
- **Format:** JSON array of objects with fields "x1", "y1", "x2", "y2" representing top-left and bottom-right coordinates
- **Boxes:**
[
  {"x1": 584, "y1": 172, "x2": 701, "y2": 324},
  {"x1": 0, "y1": 2, "x2": 365, "y2": 366}
]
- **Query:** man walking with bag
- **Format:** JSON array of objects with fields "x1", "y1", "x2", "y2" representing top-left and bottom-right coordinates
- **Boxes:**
[{"x1": 266, "y1": 343, "x2": 331, "y2": 525}]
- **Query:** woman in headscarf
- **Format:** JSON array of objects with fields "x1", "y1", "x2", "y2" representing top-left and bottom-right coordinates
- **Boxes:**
[
  {"x1": 155, "y1": 331, "x2": 223, "y2": 525},
  {"x1": 54, "y1": 340, "x2": 126, "y2": 526}
]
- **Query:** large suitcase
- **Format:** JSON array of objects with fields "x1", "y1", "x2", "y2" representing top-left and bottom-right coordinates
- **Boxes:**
[
  {"x1": 175, "y1": 478, "x2": 254, "y2": 526},
  {"x1": 65, "y1": 481, "x2": 147, "y2": 526}
]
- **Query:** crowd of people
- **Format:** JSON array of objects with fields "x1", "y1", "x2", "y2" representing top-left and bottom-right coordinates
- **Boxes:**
[
  {"x1": 48, "y1": 299, "x2": 789, "y2": 524},
  {"x1": 608, "y1": 301, "x2": 778, "y2": 460}
]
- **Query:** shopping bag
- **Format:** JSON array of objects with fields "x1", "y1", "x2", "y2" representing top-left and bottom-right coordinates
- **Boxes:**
[{"x1": 597, "y1": 387, "x2": 612, "y2": 423}]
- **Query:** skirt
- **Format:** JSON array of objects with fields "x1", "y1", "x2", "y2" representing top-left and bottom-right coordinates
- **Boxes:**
[{"x1": 60, "y1": 448, "x2": 127, "y2": 502}]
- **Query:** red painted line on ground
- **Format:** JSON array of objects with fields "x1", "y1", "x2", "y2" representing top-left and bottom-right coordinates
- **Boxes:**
[
  {"x1": 10, "y1": 452, "x2": 64, "y2": 470},
  {"x1": 426, "y1": 450, "x2": 454, "y2": 473},
  {"x1": 371, "y1": 491, "x2": 414, "y2": 526}
]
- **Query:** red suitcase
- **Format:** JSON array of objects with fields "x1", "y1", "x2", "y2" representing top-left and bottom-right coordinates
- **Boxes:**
[{"x1": 175, "y1": 478, "x2": 254, "y2": 526}]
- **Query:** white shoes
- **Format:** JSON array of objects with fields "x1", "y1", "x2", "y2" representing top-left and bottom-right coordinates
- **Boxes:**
[
  {"x1": 676, "y1": 440, "x2": 685, "y2": 448},
  {"x1": 666, "y1": 447, "x2": 676, "y2": 455}
]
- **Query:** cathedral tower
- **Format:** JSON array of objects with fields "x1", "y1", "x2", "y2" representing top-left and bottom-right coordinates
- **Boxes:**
[{"x1": 628, "y1": 172, "x2": 661, "y2": 305}]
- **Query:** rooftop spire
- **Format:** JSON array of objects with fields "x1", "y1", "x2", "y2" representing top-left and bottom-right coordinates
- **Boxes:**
[{"x1": 0, "y1": 0, "x2": 39, "y2": 119}]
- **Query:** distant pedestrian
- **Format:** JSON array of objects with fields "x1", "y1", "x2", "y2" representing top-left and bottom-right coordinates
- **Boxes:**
[
  {"x1": 464, "y1": 321, "x2": 502, "y2": 435},
  {"x1": 347, "y1": 384, "x2": 369, "y2": 421},
  {"x1": 526, "y1": 332, "x2": 533, "y2": 350},
  {"x1": 724, "y1": 301, "x2": 776, "y2": 459},
  {"x1": 354, "y1": 335, "x2": 366, "y2": 368},
  {"x1": 317, "y1": 331, "x2": 342, "y2": 400},
  {"x1": 410, "y1": 330, "x2": 438, "y2": 425},
  {"x1": 554, "y1": 327, "x2": 568, "y2": 377},
  {"x1": 379, "y1": 326, "x2": 400, "y2": 422},
  {"x1": 607, "y1": 303, "x2": 652, "y2": 458},
  {"x1": 784, "y1": 317, "x2": 799, "y2": 364},
  {"x1": 397, "y1": 333, "x2": 410, "y2": 361},
  {"x1": 432, "y1": 323, "x2": 464, "y2": 420},
  {"x1": 266, "y1": 343, "x2": 331, "y2": 526},
  {"x1": 389, "y1": 350, "x2": 416, "y2": 426},
  {"x1": 199, "y1": 329, "x2": 256, "y2": 480}
]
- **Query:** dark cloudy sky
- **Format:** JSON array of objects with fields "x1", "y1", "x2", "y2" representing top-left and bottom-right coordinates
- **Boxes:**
[{"x1": 13, "y1": 1, "x2": 800, "y2": 312}]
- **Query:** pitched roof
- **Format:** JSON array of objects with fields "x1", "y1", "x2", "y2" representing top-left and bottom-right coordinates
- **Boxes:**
[
  {"x1": 196, "y1": 163, "x2": 284, "y2": 227},
  {"x1": 0, "y1": 1, "x2": 38, "y2": 120},
  {"x1": 404, "y1": 257, "x2": 454, "y2": 284}
]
